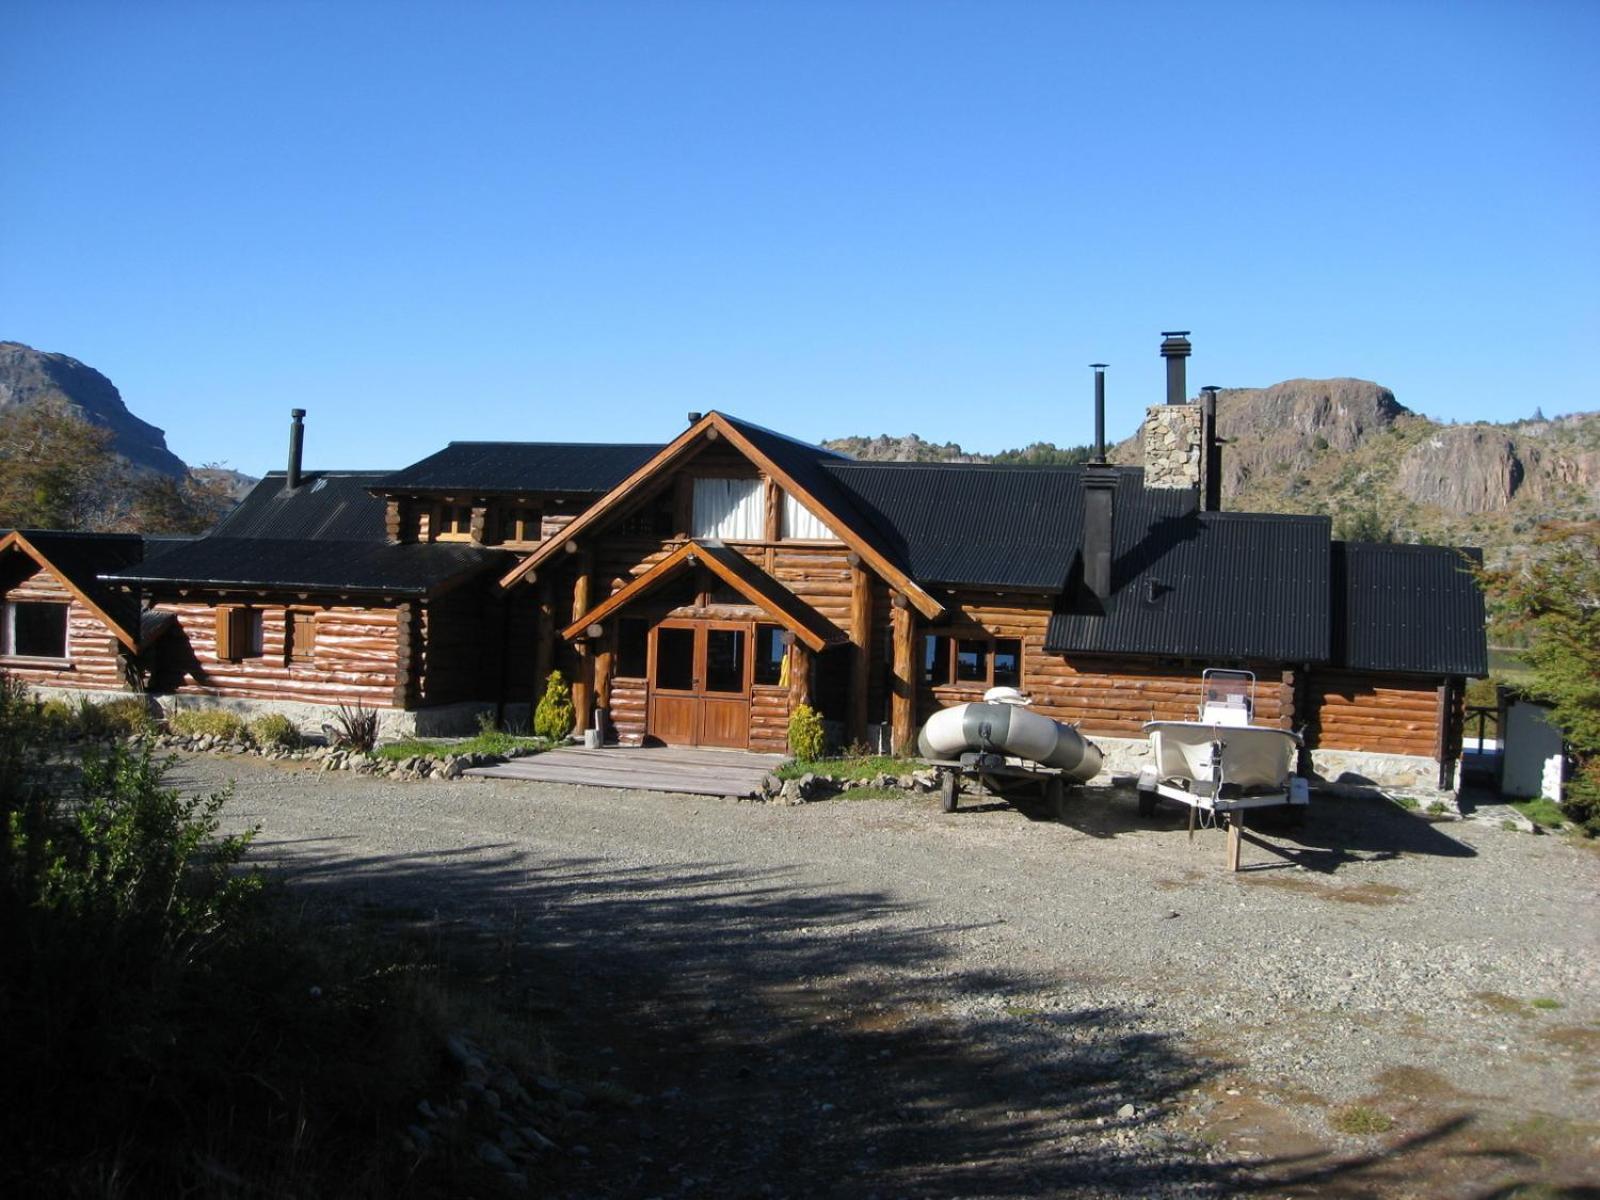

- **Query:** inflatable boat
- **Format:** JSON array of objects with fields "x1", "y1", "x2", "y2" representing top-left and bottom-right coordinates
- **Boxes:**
[{"x1": 917, "y1": 688, "x2": 1102, "y2": 784}]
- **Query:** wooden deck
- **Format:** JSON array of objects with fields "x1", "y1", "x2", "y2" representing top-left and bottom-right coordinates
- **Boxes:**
[{"x1": 465, "y1": 745, "x2": 789, "y2": 798}]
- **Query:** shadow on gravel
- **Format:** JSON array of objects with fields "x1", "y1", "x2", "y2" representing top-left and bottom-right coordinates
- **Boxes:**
[
  {"x1": 1034, "y1": 787, "x2": 1476, "y2": 878},
  {"x1": 243, "y1": 836, "x2": 1523, "y2": 1198}
]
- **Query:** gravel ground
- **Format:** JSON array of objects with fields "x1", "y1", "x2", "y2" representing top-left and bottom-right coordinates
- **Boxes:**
[{"x1": 174, "y1": 754, "x2": 1600, "y2": 1199}]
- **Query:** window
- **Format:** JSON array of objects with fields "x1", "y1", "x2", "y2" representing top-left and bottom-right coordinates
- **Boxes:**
[
  {"x1": 436, "y1": 504, "x2": 474, "y2": 540},
  {"x1": 691, "y1": 477, "x2": 764, "y2": 540},
  {"x1": 500, "y1": 506, "x2": 540, "y2": 543},
  {"x1": 754, "y1": 624, "x2": 787, "y2": 685},
  {"x1": 285, "y1": 610, "x2": 316, "y2": 664},
  {"x1": 2, "y1": 601, "x2": 69, "y2": 659},
  {"x1": 617, "y1": 618, "x2": 649, "y2": 678},
  {"x1": 921, "y1": 634, "x2": 1022, "y2": 689},
  {"x1": 215, "y1": 607, "x2": 264, "y2": 662},
  {"x1": 655, "y1": 626, "x2": 695, "y2": 690},
  {"x1": 780, "y1": 491, "x2": 833, "y2": 540}
]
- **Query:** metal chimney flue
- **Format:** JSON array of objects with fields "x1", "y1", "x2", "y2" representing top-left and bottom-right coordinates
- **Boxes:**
[
  {"x1": 1200, "y1": 385, "x2": 1222, "y2": 512},
  {"x1": 286, "y1": 409, "x2": 306, "y2": 491},
  {"x1": 1160, "y1": 331, "x2": 1191, "y2": 405},
  {"x1": 1090, "y1": 363, "x2": 1108, "y2": 462}
]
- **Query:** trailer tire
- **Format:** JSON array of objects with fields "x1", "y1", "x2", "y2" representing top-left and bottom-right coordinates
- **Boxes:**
[{"x1": 939, "y1": 772, "x2": 958, "y2": 813}]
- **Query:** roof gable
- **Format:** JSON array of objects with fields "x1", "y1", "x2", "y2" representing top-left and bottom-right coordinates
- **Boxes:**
[
  {"x1": 499, "y1": 412, "x2": 944, "y2": 618},
  {"x1": 0, "y1": 530, "x2": 146, "y2": 648}
]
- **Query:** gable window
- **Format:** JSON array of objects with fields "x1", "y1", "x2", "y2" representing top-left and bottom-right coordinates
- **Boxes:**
[
  {"x1": 921, "y1": 634, "x2": 1023, "y2": 689},
  {"x1": 2, "y1": 601, "x2": 69, "y2": 660},
  {"x1": 215, "y1": 607, "x2": 264, "y2": 662},
  {"x1": 285, "y1": 610, "x2": 316, "y2": 664},
  {"x1": 691, "y1": 478, "x2": 764, "y2": 540},
  {"x1": 780, "y1": 492, "x2": 834, "y2": 540}
]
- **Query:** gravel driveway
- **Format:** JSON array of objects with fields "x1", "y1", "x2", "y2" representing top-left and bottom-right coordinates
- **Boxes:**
[{"x1": 173, "y1": 754, "x2": 1600, "y2": 1199}]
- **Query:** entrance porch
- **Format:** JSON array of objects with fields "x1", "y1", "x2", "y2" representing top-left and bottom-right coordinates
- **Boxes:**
[{"x1": 465, "y1": 744, "x2": 788, "y2": 798}]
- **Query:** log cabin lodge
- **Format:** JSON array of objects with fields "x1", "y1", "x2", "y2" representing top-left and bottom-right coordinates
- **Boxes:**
[{"x1": 1, "y1": 335, "x2": 1487, "y2": 794}]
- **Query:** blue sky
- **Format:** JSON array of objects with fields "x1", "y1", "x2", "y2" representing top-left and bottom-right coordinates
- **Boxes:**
[{"x1": 2, "y1": 1, "x2": 1595, "y2": 476}]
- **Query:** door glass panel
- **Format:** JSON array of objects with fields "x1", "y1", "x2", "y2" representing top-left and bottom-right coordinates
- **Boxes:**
[
  {"x1": 655, "y1": 627, "x2": 695, "y2": 690},
  {"x1": 704, "y1": 628, "x2": 745, "y2": 694}
]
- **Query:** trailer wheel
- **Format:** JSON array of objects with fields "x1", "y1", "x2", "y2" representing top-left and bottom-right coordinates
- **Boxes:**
[
  {"x1": 939, "y1": 772, "x2": 958, "y2": 813},
  {"x1": 1137, "y1": 788, "x2": 1159, "y2": 818}
]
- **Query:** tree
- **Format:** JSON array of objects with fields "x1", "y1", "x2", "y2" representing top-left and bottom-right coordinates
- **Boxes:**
[
  {"x1": 0, "y1": 400, "x2": 126, "y2": 530},
  {"x1": 1482, "y1": 521, "x2": 1600, "y2": 832}
]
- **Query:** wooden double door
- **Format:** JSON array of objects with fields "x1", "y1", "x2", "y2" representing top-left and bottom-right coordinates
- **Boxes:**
[{"x1": 647, "y1": 619, "x2": 751, "y2": 748}]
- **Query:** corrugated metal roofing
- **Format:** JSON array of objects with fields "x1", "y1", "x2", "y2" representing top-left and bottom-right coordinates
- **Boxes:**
[
  {"x1": 1045, "y1": 511, "x2": 1332, "y2": 663},
  {"x1": 1333, "y1": 541, "x2": 1487, "y2": 675},
  {"x1": 1, "y1": 529, "x2": 147, "y2": 642},
  {"x1": 822, "y1": 462, "x2": 1192, "y2": 590},
  {"x1": 101, "y1": 538, "x2": 510, "y2": 597},
  {"x1": 376, "y1": 442, "x2": 662, "y2": 494},
  {"x1": 213, "y1": 472, "x2": 391, "y2": 542}
]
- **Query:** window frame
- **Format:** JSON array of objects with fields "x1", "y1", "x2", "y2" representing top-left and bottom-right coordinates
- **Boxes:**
[
  {"x1": 499, "y1": 504, "x2": 541, "y2": 545},
  {"x1": 920, "y1": 631, "x2": 1023, "y2": 690},
  {"x1": 216, "y1": 606, "x2": 266, "y2": 663},
  {"x1": 1, "y1": 599, "x2": 71, "y2": 662},
  {"x1": 285, "y1": 608, "x2": 316, "y2": 666},
  {"x1": 434, "y1": 503, "x2": 475, "y2": 542}
]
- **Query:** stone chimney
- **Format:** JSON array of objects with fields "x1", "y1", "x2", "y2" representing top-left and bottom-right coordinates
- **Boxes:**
[{"x1": 1142, "y1": 333, "x2": 1202, "y2": 490}]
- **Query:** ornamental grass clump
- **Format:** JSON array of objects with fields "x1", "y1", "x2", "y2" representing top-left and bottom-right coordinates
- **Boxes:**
[
  {"x1": 787, "y1": 703, "x2": 826, "y2": 761},
  {"x1": 169, "y1": 708, "x2": 251, "y2": 743},
  {"x1": 250, "y1": 712, "x2": 303, "y2": 750}
]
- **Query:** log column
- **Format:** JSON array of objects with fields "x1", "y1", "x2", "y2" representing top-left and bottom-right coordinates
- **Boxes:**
[
  {"x1": 848, "y1": 555, "x2": 872, "y2": 745},
  {"x1": 787, "y1": 640, "x2": 813, "y2": 711},
  {"x1": 890, "y1": 594, "x2": 915, "y2": 756},
  {"x1": 594, "y1": 638, "x2": 613, "y2": 743},
  {"x1": 533, "y1": 581, "x2": 555, "y2": 703},
  {"x1": 570, "y1": 555, "x2": 594, "y2": 734}
]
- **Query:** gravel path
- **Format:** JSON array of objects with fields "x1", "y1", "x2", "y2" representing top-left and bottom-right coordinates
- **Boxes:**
[{"x1": 174, "y1": 754, "x2": 1600, "y2": 1198}]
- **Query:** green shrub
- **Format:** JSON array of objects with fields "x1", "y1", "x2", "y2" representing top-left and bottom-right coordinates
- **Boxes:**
[
  {"x1": 534, "y1": 670, "x2": 575, "y2": 741},
  {"x1": 96, "y1": 697, "x2": 158, "y2": 738},
  {"x1": 37, "y1": 697, "x2": 75, "y2": 738},
  {"x1": 169, "y1": 708, "x2": 251, "y2": 742},
  {"x1": 787, "y1": 703, "x2": 826, "y2": 760},
  {"x1": 250, "y1": 712, "x2": 302, "y2": 749}
]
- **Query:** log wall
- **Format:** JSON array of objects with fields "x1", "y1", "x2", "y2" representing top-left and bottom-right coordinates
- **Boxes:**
[
  {"x1": 0, "y1": 565, "x2": 128, "y2": 690},
  {"x1": 751, "y1": 684, "x2": 790, "y2": 753},
  {"x1": 609, "y1": 675, "x2": 648, "y2": 745},
  {"x1": 152, "y1": 600, "x2": 401, "y2": 708},
  {"x1": 1306, "y1": 671, "x2": 1445, "y2": 758}
]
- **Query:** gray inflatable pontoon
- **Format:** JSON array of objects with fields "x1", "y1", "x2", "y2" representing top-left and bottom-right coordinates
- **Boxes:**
[{"x1": 917, "y1": 690, "x2": 1102, "y2": 783}]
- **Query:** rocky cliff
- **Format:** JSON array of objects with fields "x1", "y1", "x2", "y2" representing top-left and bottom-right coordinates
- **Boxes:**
[{"x1": 0, "y1": 341, "x2": 187, "y2": 476}]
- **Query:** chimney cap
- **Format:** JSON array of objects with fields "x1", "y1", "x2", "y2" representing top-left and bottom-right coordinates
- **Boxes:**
[
  {"x1": 687, "y1": 411, "x2": 703, "y2": 424},
  {"x1": 1200, "y1": 384, "x2": 1221, "y2": 394},
  {"x1": 290, "y1": 408, "x2": 306, "y2": 419},
  {"x1": 1160, "y1": 330, "x2": 1191, "y2": 339},
  {"x1": 1089, "y1": 362, "x2": 1108, "y2": 370}
]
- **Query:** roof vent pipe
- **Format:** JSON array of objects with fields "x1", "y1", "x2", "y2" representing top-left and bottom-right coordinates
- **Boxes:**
[
  {"x1": 286, "y1": 409, "x2": 306, "y2": 491},
  {"x1": 1090, "y1": 363, "x2": 1108, "y2": 463},
  {"x1": 686, "y1": 411, "x2": 703, "y2": 425},
  {"x1": 1160, "y1": 331, "x2": 1191, "y2": 405},
  {"x1": 1200, "y1": 385, "x2": 1222, "y2": 512}
]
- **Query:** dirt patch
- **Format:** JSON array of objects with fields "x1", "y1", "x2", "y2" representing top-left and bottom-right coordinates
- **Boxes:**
[
  {"x1": 1241, "y1": 875, "x2": 1411, "y2": 906},
  {"x1": 1476, "y1": 989, "x2": 1540, "y2": 1017}
]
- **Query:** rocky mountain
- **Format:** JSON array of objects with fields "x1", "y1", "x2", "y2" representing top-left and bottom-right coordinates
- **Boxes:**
[
  {"x1": 0, "y1": 340, "x2": 188, "y2": 476},
  {"x1": 831, "y1": 379, "x2": 1598, "y2": 564}
]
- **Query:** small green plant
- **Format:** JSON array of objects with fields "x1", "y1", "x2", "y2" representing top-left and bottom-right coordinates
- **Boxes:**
[
  {"x1": 1511, "y1": 796, "x2": 1566, "y2": 831},
  {"x1": 328, "y1": 701, "x2": 379, "y2": 752},
  {"x1": 1393, "y1": 795, "x2": 1421, "y2": 812},
  {"x1": 250, "y1": 712, "x2": 302, "y2": 749},
  {"x1": 534, "y1": 670, "x2": 575, "y2": 741},
  {"x1": 777, "y1": 754, "x2": 919, "y2": 781},
  {"x1": 1530, "y1": 997, "x2": 1563, "y2": 1011},
  {"x1": 95, "y1": 697, "x2": 158, "y2": 738},
  {"x1": 787, "y1": 703, "x2": 826, "y2": 761},
  {"x1": 1331, "y1": 1105, "x2": 1394, "y2": 1135},
  {"x1": 169, "y1": 708, "x2": 251, "y2": 742},
  {"x1": 1425, "y1": 800, "x2": 1449, "y2": 816}
]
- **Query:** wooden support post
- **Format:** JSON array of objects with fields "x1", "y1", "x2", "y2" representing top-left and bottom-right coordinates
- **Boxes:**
[
  {"x1": 534, "y1": 582, "x2": 555, "y2": 702},
  {"x1": 848, "y1": 556, "x2": 872, "y2": 746},
  {"x1": 1227, "y1": 811, "x2": 1244, "y2": 873},
  {"x1": 890, "y1": 594, "x2": 915, "y2": 756},
  {"x1": 571, "y1": 642, "x2": 592, "y2": 738},
  {"x1": 385, "y1": 498, "x2": 403, "y2": 543},
  {"x1": 763, "y1": 476, "x2": 783, "y2": 542},
  {"x1": 594, "y1": 644, "x2": 613, "y2": 738},
  {"x1": 572, "y1": 552, "x2": 593, "y2": 625},
  {"x1": 787, "y1": 640, "x2": 812, "y2": 710}
]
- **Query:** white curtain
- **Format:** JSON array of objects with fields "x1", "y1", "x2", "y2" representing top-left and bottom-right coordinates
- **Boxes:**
[
  {"x1": 692, "y1": 477, "x2": 765, "y2": 540},
  {"x1": 781, "y1": 491, "x2": 833, "y2": 540}
]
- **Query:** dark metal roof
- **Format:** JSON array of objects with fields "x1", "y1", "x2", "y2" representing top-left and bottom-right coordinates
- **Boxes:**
[
  {"x1": 376, "y1": 442, "x2": 662, "y2": 494},
  {"x1": 1044, "y1": 511, "x2": 1332, "y2": 663},
  {"x1": 1, "y1": 529, "x2": 147, "y2": 643},
  {"x1": 1332, "y1": 541, "x2": 1487, "y2": 676},
  {"x1": 822, "y1": 462, "x2": 1193, "y2": 590},
  {"x1": 101, "y1": 538, "x2": 510, "y2": 597},
  {"x1": 213, "y1": 471, "x2": 390, "y2": 542}
]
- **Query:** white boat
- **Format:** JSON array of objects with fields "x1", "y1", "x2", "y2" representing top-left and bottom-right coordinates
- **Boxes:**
[
  {"x1": 1138, "y1": 669, "x2": 1309, "y2": 819},
  {"x1": 918, "y1": 687, "x2": 1102, "y2": 784}
]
